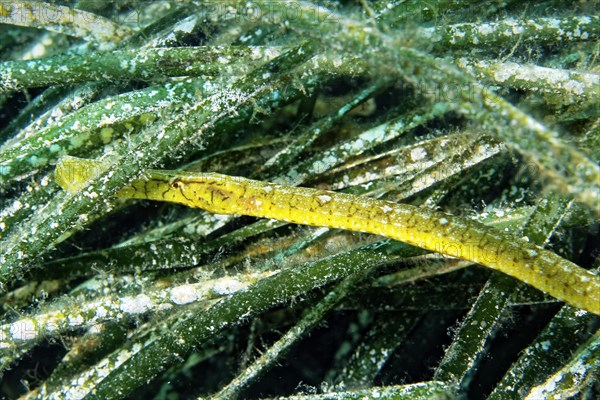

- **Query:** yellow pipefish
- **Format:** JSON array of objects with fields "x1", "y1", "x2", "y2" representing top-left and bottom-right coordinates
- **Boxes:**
[{"x1": 55, "y1": 156, "x2": 600, "y2": 315}]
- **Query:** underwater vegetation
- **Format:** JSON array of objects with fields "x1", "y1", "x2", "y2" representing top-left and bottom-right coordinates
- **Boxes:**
[{"x1": 0, "y1": 1, "x2": 599, "y2": 399}]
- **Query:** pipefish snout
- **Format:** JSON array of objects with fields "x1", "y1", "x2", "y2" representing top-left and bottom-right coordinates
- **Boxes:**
[{"x1": 55, "y1": 156, "x2": 600, "y2": 315}]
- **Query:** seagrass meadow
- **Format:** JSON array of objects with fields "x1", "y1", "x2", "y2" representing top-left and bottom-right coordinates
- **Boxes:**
[{"x1": 0, "y1": 0, "x2": 599, "y2": 399}]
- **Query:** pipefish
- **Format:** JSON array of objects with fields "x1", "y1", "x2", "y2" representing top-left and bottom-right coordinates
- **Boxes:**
[{"x1": 55, "y1": 156, "x2": 600, "y2": 315}]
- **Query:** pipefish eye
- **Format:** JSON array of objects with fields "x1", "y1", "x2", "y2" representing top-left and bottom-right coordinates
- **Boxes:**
[{"x1": 170, "y1": 178, "x2": 183, "y2": 188}]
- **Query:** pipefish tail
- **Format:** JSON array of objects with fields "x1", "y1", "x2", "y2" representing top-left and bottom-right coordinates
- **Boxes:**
[{"x1": 56, "y1": 156, "x2": 600, "y2": 315}]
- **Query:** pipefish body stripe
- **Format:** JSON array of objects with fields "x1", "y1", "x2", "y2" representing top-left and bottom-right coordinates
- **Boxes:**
[{"x1": 55, "y1": 156, "x2": 600, "y2": 315}]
